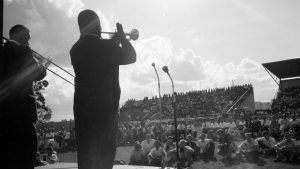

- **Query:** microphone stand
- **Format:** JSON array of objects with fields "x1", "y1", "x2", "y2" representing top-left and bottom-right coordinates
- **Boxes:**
[
  {"x1": 163, "y1": 66, "x2": 181, "y2": 168},
  {"x1": 152, "y1": 63, "x2": 163, "y2": 141}
]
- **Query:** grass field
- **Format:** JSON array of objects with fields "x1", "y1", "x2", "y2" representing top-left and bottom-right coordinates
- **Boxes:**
[{"x1": 53, "y1": 143, "x2": 300, "y2": 169}]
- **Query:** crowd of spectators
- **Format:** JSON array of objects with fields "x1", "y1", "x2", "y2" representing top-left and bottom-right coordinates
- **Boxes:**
[
  {"x1": 272, "y1": 86, "x2": 300, "y2": 113},
  {"x1": 34, "y1": 83, "x2": 300, "y2": 167},
  {"x1": 124, "y1": 110, "x2": 300, "y2": 168},
  {"x1": 120, "y1": 84, "x2": 253, "y2": 121},
  {"x1": 34, "y1": 127, "x2": 76, "y2": 166}
]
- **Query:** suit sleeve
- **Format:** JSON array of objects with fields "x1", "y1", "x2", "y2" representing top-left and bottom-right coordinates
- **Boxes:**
[
  {"x1": 109, "y1": 40, "x2": 136, "y2": 65},
  {"x1": 19, "y1": 45, "x2": 47, "y2": 82}
]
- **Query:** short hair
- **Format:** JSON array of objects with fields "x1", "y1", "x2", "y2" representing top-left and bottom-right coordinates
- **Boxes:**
[
  {"x1": 179, "y1": 139, "x2": 186, "y2": 145},
  {"x1": 167, "y1": 136, "x2": 173, "y2": 140},
  {"x1": 186, "y1": 135, "x2": 193, "y2": 139},
  {"x1": 9, "y1": 24, "x2": 29, "y2": 39},
  {"x1": 245, "y1": 132, "x2": 252, "y2": 137},
  {"x1": 77, "y1": 9, "x2": 100, "y2": 34},
  {"x1": 216, "y1": 129, "x2": 224, "y2": 134},
  {"x1": 262, "y1": 131, "x2": 269, "y2": 135},
  {"x1": 154, "y1": 140, "x2": 161, "y2": 146},
  {"x1": 199, "y1": 133, "x2": 206, "y2": 138}
]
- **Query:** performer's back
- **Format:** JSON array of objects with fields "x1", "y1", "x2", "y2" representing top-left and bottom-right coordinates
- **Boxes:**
[
  {"x1": 70, "y1": 34, "x2": 122, "y2": 120},
  {"x1": 70, "y1": 34, "x2": 126, "y2": 169}
]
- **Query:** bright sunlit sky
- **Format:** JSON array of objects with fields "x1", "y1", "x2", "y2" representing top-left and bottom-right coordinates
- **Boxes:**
[{"x1": 3, "y1": 0, "x2": 300, "y2": 121}]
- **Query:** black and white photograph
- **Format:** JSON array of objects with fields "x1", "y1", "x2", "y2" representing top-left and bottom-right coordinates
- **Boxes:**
[{"x1": 1, "y1": 0, "x2": 300, "y2": 169}]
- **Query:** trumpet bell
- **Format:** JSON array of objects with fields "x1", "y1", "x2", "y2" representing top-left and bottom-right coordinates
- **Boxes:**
[{"x1": 129, "y1": 29, "x2": 139, "y2": 41}]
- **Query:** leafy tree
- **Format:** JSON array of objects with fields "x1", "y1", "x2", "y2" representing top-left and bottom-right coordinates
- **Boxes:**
[{"x1": 34, "y1": 80, "x2": 52, "y2": 122}]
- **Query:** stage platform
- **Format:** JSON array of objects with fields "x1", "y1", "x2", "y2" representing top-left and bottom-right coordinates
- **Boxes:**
[{"x1": 35, "y1": 163, "x2": 170, "y2": 169}]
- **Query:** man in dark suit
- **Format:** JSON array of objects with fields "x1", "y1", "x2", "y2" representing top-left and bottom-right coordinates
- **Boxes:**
[
  {"x1": 0, "y1": 24, "x2": 47, "y2": 169},
  {"x1": 70, "y1": 9, "x2": 136, "y2": 169}
]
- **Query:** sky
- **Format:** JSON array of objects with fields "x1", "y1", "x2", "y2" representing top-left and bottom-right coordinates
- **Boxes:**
[{"x1": 3, "y1": 0, "x2": 300, "y2": 121}]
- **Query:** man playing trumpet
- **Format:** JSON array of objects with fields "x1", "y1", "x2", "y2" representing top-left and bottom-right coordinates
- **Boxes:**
[{"x1": 70, "y1": 9, "x2": 136, "y2": 169}]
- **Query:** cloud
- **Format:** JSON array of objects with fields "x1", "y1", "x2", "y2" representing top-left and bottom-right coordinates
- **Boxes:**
[
  {"x1": 4, "y1": 0, "x2": 279, "y2": 121},
  {"x1": 4, "y1": 0, "x2": 112, "y2": 66},
  {"x1": 118, "y1": 35, "x2": 276, "y2": 106},
  {"x1": 42, "y1": 35, "x2": 276, "y2": 121}
]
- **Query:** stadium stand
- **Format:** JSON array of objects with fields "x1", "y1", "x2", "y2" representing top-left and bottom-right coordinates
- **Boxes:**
[
  {"x1": 263, "y1": 58, "x2": 300, "y2": 113},
  {"x1": 120, "y1": 84, "x2": 254, "y2": 122}
]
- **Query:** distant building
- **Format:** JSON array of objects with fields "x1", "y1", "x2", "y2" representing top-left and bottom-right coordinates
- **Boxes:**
[{"x1": 255, "y1": 102, "x2": 270, "y2": 110}]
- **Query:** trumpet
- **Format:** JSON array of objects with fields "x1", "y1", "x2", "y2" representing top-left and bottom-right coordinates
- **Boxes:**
[{"x1": 101, "y1": 29, "x2": 139, "y2": 41}]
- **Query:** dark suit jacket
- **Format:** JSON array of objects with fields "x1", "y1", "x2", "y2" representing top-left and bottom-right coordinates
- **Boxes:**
[
  {"x1": 70, "y1": 34, "x2": 136, "y2": 124},
  {"x1": 0, "y1": 40, "x2": 46, "y2": 123}
]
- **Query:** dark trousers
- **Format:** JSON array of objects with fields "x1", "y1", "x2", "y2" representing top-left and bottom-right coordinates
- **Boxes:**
[
  {"x1": 257, "y1": 141, "x2": 276, "y2": 156},
  {"x1": 75, "y1": 113, "x2": 118, "y2": 169},
  {"x1": 1, "y1": 120, "x2": 37, "y2": 169},
  {"x1": 199, "y1": 142, "x2": 215, "y2": 159}
]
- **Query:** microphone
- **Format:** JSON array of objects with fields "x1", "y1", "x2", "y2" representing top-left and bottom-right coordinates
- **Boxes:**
[
  {"x1": 152, "y1": 62, "x2": 163, "y2": 127},
  {"x1": 162, "y1": 65, "x2": 180, "y2": 167},
  {"x1": 162, "y1": 66, "x2": 169, "y2": 74}
]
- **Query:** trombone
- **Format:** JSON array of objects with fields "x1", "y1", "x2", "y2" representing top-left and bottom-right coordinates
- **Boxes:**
[
  {"x1": 31, "y1": 51, "x2": 75, "y2": 86},
  {"x1": 2, "y1": 37, "x2": 75, "y2": 86}
]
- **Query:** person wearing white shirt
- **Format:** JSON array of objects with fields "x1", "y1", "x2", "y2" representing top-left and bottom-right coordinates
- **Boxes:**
[
  {"x1": 238, "y1": 119, "x2": 246, "y2": 130},
  {"x1": 186, "y1": 123, "x2": 192, "y2": 134},
  {"x1": 219, "y1": 122, "x2": 225, "y2": 129},
  {"x1": 141, "y1": 133, "x2": 155, "y2": 154},
  {"x1": 224, "y1": 120, "x2": 230, "y2": 129},
  {"x1": 227, "y1": 121, "x2": 236, "y2": 136},
  {"x1": 264, "y1": 118, "x2": 271, "y2": 126},
  {"x1": 197, "y1": 133, "x2": 215, "y2": 160},
  {"x1": 209, "y1": 122, "x2": 215, "y2": 130},
  {"x1": 213, "y1": 121, "x2": 219, "y2": 129},
  {"x1": 201, "y1": 122, "x2": 206, "y2": 129},
  {"x1": 206, "y1": 121, "x2": 211, "y2": 129},
  {"x1": 279, "y1": 115, "x2": 289, "y2": 131},
  {"x1": 230, "y1": 121, "x2": 236, "y2": 128},
  {"x1": 237, "y1": 133, "x2": 259, "y2": 161},
  {"x1": 190, "y1": 123, "x2": 195, "y2": 131},
  {"x1": 148, "y1": 140, "x2": 163, "y2": 166},
  {"x1": 255, "y1": 131, "x2": 277, "y2": 157},
  {"x1": 259, "y1": 118, "x2": 265, "y2": 126}
]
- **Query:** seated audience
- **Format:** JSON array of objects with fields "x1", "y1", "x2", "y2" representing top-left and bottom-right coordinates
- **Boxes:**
[
  {"x1": 141, "y1": 133, "x2": 155, "y2": 155},
  {"x1": 197, "y1": 133, "x2": 215, "y2": 160},
  {"x1": 148, "y1": 140, "x2": 164, "y2": 166},
  {"x1": 274, "y1": 132, "x2": 296, "y2": 163},
  {"x1": 185, "y1": 135, "x2": 199, "y2": 160},
  {"x1": 237, "y1": 133, "x2": 259, "y2": 161},
  {"x1": 255, "y1": 131, "x2": 277, "y2": 157},
  {"x1": 129, "y1": 141, "x2": 146, "y2": 165},
  {"x1": 217, "y1": 129, "x2": 236, "y2": 159},
  {"x1": 34, "y1": 152, "x2": 48, "y2": 167},
  {"x1": 164, "y1": 136, "x2": 176, "y2": 167},
  {"x1": 46, "y1": 146, "x2": 59, "y2": 164},
  {"x1": 178, "y1": 139, "x2": 194, "y2": 168}
]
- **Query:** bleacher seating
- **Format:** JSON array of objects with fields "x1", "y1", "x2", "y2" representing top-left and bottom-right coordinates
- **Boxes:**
[
  {"x1": 120, "y1": 84, "x2": 253, "y2": 121},
  {"x1": 271, "y1": 86, "x2": 300, "y2": 113}
]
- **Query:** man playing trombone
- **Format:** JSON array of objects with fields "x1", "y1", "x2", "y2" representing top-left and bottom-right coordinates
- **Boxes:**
[
  {"x1": 70, "y1": 9, "x2": 136, "y2": 169},
  {"x1": 0, "y1": 24, "x2": 47, "y2": 169}
]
